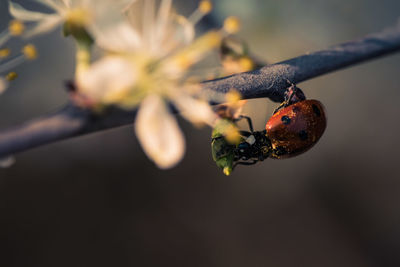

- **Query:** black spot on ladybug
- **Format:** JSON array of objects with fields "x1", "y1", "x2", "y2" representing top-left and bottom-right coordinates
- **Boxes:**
[
  {"x1": 274, "y1": 146, "x2": 288, "y2": 156},
  {"x1": 312, "y1": 104, "x2": 321, "y2": 117},
  {"x1": 281, "y1": 116, "x2": 291, "y2": 125},
  {"x1": 298, "y1": 130, "x2": 308, "y2": 141},
  {"x1": 292, "y1": 106, "x2": 301, "y2": 113}
]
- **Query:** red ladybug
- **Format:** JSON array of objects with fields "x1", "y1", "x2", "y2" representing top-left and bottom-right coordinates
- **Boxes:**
[{"x1": 266, "y1": 100, "x2": 327, "y2": 159}]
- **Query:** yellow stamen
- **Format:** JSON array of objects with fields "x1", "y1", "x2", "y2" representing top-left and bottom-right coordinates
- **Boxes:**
[
  {"x1": 171, "y1": 31, "x2": 222, "y2": 70},
  {"x1": 239, "y1": 57, "x2": 254, "y2": 72},
  {"x1": 224, "y1": 17, "x2": 241, "y2": 34},
  {"x1": 175, "y1": 55, "x2": 193, "y2": 70},
  {"x1": 9, "y1": 20, "x2": 25, "y2": 36},
  {"x1": 226, "y1": 90, "x2": 242, "y2": 104},
  {"x1": 66, "y1": 9, "x2": 92, "y2": 27},
  {"x1": 6, "y1": 72, "x2": 18, "y2": 81},
  {"x1": 206, "y1": 73, "x2": 217, "y2": 80},
  {"x1": 223, "y1": 166, "x2": 232, "y2": 176},
  {"x1": 0, "y1": 48, "x2": 11, "y2": 58},
  {"x1": 199, "y1": 1, "x2": 213, "y2": 14},
  {"x1": 225, "y1": 123, "x2": 241, "y2": 144},
  {"x1": 22, "y1": 44, "x2": 38, "y2": 60},
  {"x1": 75, "y1": 48, "x2": 91, "y2": 76}
]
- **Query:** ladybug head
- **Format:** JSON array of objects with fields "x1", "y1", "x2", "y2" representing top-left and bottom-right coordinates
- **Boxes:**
[{"x1": 286, "y1": 84, "x2": 306, "y2": 105}]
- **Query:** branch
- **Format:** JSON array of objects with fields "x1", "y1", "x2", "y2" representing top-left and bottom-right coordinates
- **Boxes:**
[{"x1": 1, "y1": 22, "x2": 400, "y2": 158}]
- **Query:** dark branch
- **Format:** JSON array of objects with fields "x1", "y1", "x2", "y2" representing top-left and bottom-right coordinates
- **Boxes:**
[{"x1": 1, "y1": 22, "x2": 400, "y2": 158}]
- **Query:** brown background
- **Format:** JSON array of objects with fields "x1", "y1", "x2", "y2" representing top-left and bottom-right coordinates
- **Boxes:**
[{"x1": 1, "y1": 0, "x2": 400, "y2": 266}]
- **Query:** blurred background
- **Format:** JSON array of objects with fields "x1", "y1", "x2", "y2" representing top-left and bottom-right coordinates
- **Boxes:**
[{"x1": 1, "y1": 0, "x2": 400, "y2": 266}]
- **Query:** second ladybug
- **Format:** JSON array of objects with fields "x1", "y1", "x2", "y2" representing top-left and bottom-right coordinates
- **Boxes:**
[{"x1": 266, "y1": 99, "x2": 326, "y2": 159}]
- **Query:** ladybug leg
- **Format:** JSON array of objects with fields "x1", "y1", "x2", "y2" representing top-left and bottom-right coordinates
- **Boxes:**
[
  {"x1": 273, "y1": 96, "x2": 292, "y2": 114},
  {"x1": 272, "y1": 83, "x2": 293, "y2": 114},
  {"x1": 273, "y1": 102, "x2": 286, "y2": 114},
  {"x1": 239, "y1": 130, "x2": 252, "y2": 137},
  {"x1": 235, "y1": 115, "x2": 254, "y2": 133},
  {"x1": 233, "y1": 159, "x2": 258, "y2": 169}
]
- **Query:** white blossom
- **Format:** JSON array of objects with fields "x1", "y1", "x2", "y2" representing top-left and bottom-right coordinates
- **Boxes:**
[
  {"x1": 77, "y1": 0, "x2": 238, "y2": 169},
  {"x1": 8, "y1": 0, "x2": 133, "y2": 37}
]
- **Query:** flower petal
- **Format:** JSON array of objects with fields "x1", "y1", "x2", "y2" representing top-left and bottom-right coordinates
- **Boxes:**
[
  {"x1": 135, "y1": 95, "x2": 185, "y2": 169},
  {"x1": 25, "y1": 14, "x2": 63, "y2": 37},
  {"x1": 77, "y1": 56, "x2": 138, "y2": 105},
  {"x1": 173, "y1": 91, "x2": 217, "y2": 126},
  {"x1": 156, "y1": 14, "x2": 195, "y2": 56},
  {"x1": 173, "y1": 14, "x2": 195, "y2": 45},
  {"x1": 9, "y1": 1, "x2": 52, "y2": 21},
  {"x1": 61, "y1": 0, "x2": 71, "y2": 8},
  {"x1": 155, "y1": 0, "x2": 172, "y2": 36},
  {"x1": 91, "y1": 21, "x2": 142, "y2": 52},
  {"x1": 164, "y1": 31, "x2": 221, "y2": 73}
]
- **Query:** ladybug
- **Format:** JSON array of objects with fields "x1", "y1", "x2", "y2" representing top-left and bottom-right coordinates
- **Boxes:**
[
  {"x1": 211, "y1": 84, "x2": 327, "y2": 175},
  {"x1": 266, "y1": 99, "x2": 326, "y2": 159}
]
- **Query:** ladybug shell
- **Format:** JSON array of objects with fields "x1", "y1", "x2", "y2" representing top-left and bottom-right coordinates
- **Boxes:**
[{"x1": 266, "y1": 100, "x2": 326, "y2": 159}]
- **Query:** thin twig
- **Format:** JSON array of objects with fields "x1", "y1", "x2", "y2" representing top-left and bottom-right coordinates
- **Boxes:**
[{"x1": 1, "y1": 22, "x2": 400, "y2": 158}]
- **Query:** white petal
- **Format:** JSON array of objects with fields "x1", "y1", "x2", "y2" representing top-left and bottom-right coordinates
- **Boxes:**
[
  {"x1": 174, "y1": 92, "x2": 217, "y2": 126},
  {"x1": 0, "y1": 77, "x2": 9, "y2": 95},
  {"x1": 143, "y1": 0, "x2": 156, "y2": 48},
  {"x1": 61, "y1": 0, "x2": 71, "y2": 8},
  {"x1": 85, "y1": 0, "x2": 142, "y2": 51},
  {"x1": 9, "y1": 1, "x2": 51, "y2": 21},
  {"x1": 0, "y1": 156, "x2": 15, "y2": 168},
  {"x1": 25, "y1": 15, "x2": 63, "y2": 37},
  {"x1": 135, "y1": 95, "x2": 185, "y2": 169},
  {"x1": 174, "y1": 15, "x2": 195, "y2": 44},
  {"x1": 121, "y1": 0, "x2": 137, "y2": 13},
  {"x1": 155, "y1": 0, "x2": 172, "y2": 40},
  {"x1": 77, "y1": 56, "x2": 137, "y2": 104},
  {"x1": 76, "y1": 0, "x2": 92, "y2": 8},
  {"x1": 158, "y1": 14, "x2": 195, "y2": 56},
  {"x1": 91, "y1": 22, "x2": 141, "y2": 52}
]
